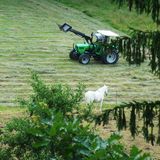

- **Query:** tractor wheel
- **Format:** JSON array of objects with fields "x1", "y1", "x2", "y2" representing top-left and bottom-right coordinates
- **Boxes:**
[
  {"x1": 69, "y1": 49, "x2": 79, "y2": 60},
  {"x1": 102, "y1": 50, "x2": 119, "y2": 64},
  {"x1": 79, "y1": 54, "x2": 90, "y2": 64}
]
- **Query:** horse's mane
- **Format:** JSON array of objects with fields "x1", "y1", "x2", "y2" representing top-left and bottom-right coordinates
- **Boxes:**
[{"x1": 97, "y1": 85, "x2": 107, "y2": 92}]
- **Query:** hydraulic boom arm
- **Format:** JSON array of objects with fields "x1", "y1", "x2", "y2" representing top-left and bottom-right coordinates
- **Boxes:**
[{"x1": 58, "y1": 23, "x2": 92, "y2": 43}]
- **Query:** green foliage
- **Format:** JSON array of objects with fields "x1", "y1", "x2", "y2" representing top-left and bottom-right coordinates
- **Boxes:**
[
  {"x1": 129, "y1": 145, "x2": 151, "y2": 160},
  {"x1": 118, "y1": 29, "x2": 160, "y2": 77},
  {"x1": 95, "y1": 100, "x2": 160, "y2": 145},
  {"x1": 28, "y1": 72, "x2": 85, "y2": 115},
  {"x1": 110, "y1": 0, "x2": 160, "y2": 78},
  {"x1": 0, "y1": 73, "x2": 151, "y2": 159},
  {"x1": 108, "y1": 2, "x2": 160, "y2": 147}
]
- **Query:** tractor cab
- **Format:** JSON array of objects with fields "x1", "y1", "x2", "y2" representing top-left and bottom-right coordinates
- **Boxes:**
[{"x1": 92, "y1": 30, "x2": 119, "y2": 44}]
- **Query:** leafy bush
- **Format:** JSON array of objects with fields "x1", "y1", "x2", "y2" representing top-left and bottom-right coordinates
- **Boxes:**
[
  {"x1": 26, "y1": 72, "x2": 85, "y2": 116},
  {"x1": 0, "y1": 73, "x2": 152, "y2": 160}
]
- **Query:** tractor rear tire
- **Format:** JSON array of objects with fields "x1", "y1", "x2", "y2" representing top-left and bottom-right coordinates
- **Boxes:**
[
  {"x1": 102, "y1": 50, "x2": 119, "y2": 64},
  {"x1": 69, "y1": 49, "x2": 79, "y2": 60},
  {"x1": 79, "y1": 54, "x2": 90, "y2": 64}
]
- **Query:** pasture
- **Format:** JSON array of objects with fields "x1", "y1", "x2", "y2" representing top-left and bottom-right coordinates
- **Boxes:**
[
  {"x1": 0, "y1": 0, "x2": 160, "y2": 159},
  {"x1": 0, "y1": 0, "x2": 160, "y2": 107}
]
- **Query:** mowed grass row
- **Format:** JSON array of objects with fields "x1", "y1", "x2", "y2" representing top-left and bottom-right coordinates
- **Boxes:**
[{"x1": 0, "y1": 0, "x2": 160, "y2": 107}]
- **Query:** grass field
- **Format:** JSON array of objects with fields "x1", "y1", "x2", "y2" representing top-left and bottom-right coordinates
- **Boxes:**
[
  {"x1": 0, "y1": 0, "x2": 160, "y2": 107},
  {"x1": 0, "y1": 0, "x2": 160, "y2": 158}
]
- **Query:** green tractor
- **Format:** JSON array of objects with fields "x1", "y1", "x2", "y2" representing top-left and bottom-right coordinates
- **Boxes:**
[{"x1": 58, "y1": 23, "x2": 120, "y2": 65}]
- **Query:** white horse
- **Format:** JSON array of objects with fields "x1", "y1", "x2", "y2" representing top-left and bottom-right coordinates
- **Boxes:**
[{"x1": 85, "y1": 85, "x2": 109, "y2": 111}]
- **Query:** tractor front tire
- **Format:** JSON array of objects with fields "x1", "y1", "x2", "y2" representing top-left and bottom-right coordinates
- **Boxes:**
[
  {"x1": 102, "y1": 50, "x2": 119, "y2": 64},
  {"x1": 79, "y1": 54, "x2": 90, "y2": 64},
  {"x1": 69, "y1": 49, "x2": 79, "y2": 60}
]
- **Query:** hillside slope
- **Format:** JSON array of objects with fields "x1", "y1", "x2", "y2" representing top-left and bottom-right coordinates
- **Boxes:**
[
  {"x1": 55, "y1": 0, "x2": 158, "y2": 33},
  {"x1": 0, "y1": 0, "x2": 160, "y2": 107}
]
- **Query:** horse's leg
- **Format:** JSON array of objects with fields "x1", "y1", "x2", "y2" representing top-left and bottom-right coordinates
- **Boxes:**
[{"x1": 100, "y1": 98, "x2": 103, "y2": 112}]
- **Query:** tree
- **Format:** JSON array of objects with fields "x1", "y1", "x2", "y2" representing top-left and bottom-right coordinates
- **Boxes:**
[
  {"x1": 95, "y1": 101, "x2": 160, "y2": 145},
  {"x1": 114, "y1": 0, "x2": 160, "y2": 77},
  {"x1": 95, "y1": 0, "x2": 160, "y2": 145}
]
